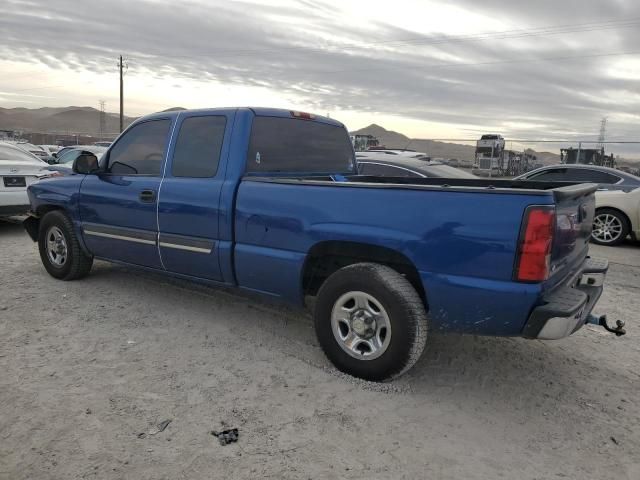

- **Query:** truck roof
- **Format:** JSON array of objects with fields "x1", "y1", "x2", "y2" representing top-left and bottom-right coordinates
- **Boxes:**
[{"x1": 137, "y1": 107, "x2": 344, "y2": 128}]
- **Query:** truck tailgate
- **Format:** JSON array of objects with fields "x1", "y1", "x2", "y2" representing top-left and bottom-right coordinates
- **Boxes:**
[{"x1": 546, "y1": 183, "x2": 598, "y2": 290}]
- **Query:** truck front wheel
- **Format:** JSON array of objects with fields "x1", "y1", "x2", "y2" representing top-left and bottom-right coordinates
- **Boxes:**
[
  {"x1": 314, "y1": 263, "x2": 428, "y2": 381},
  {"x1": 38, "y1": 211, "x2": 93, "y2": 280}
]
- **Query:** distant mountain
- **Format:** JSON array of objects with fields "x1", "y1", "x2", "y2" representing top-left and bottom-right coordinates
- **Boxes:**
[
  {"x1": 0, "y1": 106, "x2": 137, "y2": 135},
  {"x1": 0, "y1": 106, "x2": 196, "y2": 136},
  {"x1": 351, "y1": 124, "x2": 562, "y2": 165}
]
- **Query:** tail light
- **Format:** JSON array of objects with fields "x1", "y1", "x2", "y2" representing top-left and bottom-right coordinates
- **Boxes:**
[
  {"x1": 37, "y1": 171, "x2": 63, "y2": 180},
  {"x1": 290, "y1": 111, "x2": 315, "y2": 120},
  {"x1": 515, "y1": 206, "x2": 555, "y2": 282}
]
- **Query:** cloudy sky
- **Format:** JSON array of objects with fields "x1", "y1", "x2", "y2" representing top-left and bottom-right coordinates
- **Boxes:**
[{"x1": 1, "y1": 0, "x2": 639, "y2": 154}]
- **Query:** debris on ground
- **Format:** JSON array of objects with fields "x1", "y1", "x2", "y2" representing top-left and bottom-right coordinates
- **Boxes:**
[
  {"x1": 610, "y1": 436, "x2": 619, "y2": 445},
  {"x1": 211, "y1": 428, "x2": 239, "y2": 446},
  {"x1": 137, "y1": 419, "x2": 172, "y2": 438}
]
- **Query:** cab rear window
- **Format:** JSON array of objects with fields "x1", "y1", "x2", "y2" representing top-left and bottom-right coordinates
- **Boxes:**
[{"x1": 246, "y1": 117, "x2": 355, "y2": 174}]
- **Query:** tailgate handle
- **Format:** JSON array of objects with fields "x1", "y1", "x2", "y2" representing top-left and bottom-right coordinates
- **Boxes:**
[{"x1": 139, "y1": 189, "x2": 156, "y2": 203}]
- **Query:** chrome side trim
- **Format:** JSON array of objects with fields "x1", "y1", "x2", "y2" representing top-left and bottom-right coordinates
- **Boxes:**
[
  {"x1": 83, "y1": 230, "x2": 156, "y2": 245},
  {"x1": 158, "y1": 242, "x2": 211, "y2": 253}
]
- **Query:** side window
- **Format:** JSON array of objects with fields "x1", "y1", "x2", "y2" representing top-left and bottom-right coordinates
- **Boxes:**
[
  {"x1": 359, "y1": 163, "x2": 422, "y2": 177},
  {"x1": 107, "y1": 119, "x2": 170, "y2": 175},
  {"x1": 563, "y1": 169, "x2": 621, "y2": 184},
  {"x1": 172, "y1": 116, "x2": 226, "y2": 178},
  {"x1": 528, "y1": 168, "x2": 567, "y2": 181}
]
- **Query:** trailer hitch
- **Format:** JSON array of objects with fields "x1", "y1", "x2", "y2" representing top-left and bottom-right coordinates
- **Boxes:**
[{"x1": 588, "y1": 314, "x2": 626, "y2": 336}]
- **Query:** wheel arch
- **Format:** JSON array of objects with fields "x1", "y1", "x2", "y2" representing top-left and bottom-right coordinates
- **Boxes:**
[
  {"x1": 595, "y1": 206, "x2": 632, "y2": 229},
  {"x1": 23, "y1": 205, "x2": 66, "y2": 241},
  {"x1": 301, "y1": 240, "x2": 426, "y2": 307},
  {"x1": 34, "y1": 206, "x2": 92, "y2": 256}
]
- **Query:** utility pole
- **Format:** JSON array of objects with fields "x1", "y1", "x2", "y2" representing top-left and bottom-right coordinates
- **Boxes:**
[
  {"x1": 99, "y1": 100, "x2": 106, "y2": 140},
  {"x1": 597, "y1": 116, "x2": 607, "y2": 151},
  {"x1": 118, "y1": 55, "x2": 125, "y2": 132}
]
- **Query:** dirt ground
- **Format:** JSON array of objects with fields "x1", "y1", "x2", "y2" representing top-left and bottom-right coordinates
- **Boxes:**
[{"x1": 1, "y1": 220, "x2": 639, "y2": 480}]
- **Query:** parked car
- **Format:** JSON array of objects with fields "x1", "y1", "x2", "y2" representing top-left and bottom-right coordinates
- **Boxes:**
[
  {"x1": 0, "y1": 142, "x2": 60, "y2": 217},
  {"x1": 591, "y1": 188, "x2": 640, "y2": 246},
  {"x1": 358, "y1": 149, "x2": 431, "y2": 161},
  {"x1": 516, "y1": 164, "x2": 640, "y2": 245},
  {"x1": 24, "y1": 107, "x2": 615, "y2": 381},
  {"x1": 46, "y1": 146, "x2": 108, "y2": 173},
  {"x1": 515, "y1": 164, "x2": 640, "y2": 192},
  {"x1": 39, "y1": 145, "x2": 62, "y2": 157},
  {"x1": 357, "y1": 155, "x2": 477, "y2": 178},
  {"x1": 56, "y1": 145, "x2": 102, "y2": 159},
  {"x1": 13, "y1": 142, "x2": 53, "y2": 163}
]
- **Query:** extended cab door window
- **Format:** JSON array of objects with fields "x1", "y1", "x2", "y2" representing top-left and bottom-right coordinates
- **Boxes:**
[
  {"x1": 106, "y1": 120, "x2": 171, "y2": 175},
  {"x1": 171, "y1": 116, "x2": 226, "y2": 177}
]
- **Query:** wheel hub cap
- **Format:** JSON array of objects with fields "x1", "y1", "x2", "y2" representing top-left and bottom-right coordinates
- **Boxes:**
[
  {"x1": 593, "y1": 213, "x2": 622, "y2": 242},
  {"x1": 46, "y1": 226, "x2": 68, "y2": 266},
  {"x1": 330, "y1": 291, "x2": 392, "y2": 361},
  {"x1": 351, "y1": 309, "x2": 376, "y2": 338}
]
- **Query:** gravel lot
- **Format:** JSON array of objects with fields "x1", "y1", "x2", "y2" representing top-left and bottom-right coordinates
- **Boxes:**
[{"x1": 1, "y1": 220, "x2": 639, "y2": 480}]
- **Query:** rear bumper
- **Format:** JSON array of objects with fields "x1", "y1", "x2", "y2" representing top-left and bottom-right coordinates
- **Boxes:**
[
  {"x1": 0, "y1": 189, "x2": 30, "y2": 216},
  {"x1": 522, "y1": 257, "x2": 608, "y2": 339},
  {"x1": 0, "y1": 204, "x2": 31, "y2": 217}
]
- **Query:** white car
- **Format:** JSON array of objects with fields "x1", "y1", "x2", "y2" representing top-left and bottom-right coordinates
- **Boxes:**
[
  {"x1": 592, "y1": 188, "x2": 640, "y2": 246},
  {"x1": 0, "y1": 143, "x2": 60, "y2": 218},
  {"x1": 39, "y1": 145, "x2": 62, "y2": 156}
]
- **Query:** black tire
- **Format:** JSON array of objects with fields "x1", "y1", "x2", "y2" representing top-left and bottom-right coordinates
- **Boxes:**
[
  {"x1": 314, "y1": 263, "x2": 428, "y2": 382},
  {"x1": 591, "y1": 208, "x2": 630, "y2": 246},
  {"x1": 38, "y1": 210, "x2": 93, "y2": 280}
]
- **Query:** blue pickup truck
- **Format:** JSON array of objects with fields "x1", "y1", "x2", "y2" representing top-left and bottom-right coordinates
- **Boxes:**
[{"x1": 24, "y1": 107, "x2": 619, "y2": 381}]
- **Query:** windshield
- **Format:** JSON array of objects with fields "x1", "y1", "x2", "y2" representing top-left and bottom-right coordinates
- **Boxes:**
[{"x1": 246, "y1": 117, "x2": 355, "y2": 174}]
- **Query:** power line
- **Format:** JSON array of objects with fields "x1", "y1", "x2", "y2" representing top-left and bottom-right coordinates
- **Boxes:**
[
  {"x1": 126, "y1": 16, "x2": 640, "y2": 60},
  {"x1": 6, "y1": 49, "x2": 637, "y2": 96},
  {"x1": 305, "y1": 50, "x2": 640, "y2": 76},
  {"x1": 413, "y1": 139, "x2": 640, "y2": 143}
]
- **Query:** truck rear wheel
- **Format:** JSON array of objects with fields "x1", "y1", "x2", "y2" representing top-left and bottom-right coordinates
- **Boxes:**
[
  {"x1": 38, "y1": 211, "x2": 93, "y2": 280},
  {"x1": 314, "y1": 263, "x2": 428, "y2": 381}
]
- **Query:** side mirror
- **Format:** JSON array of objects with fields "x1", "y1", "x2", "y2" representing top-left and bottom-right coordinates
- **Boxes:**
[
  {"x1": 47, "y1": 157, "x2": 57, "y2": 165},
  {"x1": 72, "y1": 153, "x2": 100, "y2": 174}
]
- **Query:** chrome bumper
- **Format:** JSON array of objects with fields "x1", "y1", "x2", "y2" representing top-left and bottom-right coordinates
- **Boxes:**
[{"x1": 523, "y1": 257, "x2": 608, "y2": 340}]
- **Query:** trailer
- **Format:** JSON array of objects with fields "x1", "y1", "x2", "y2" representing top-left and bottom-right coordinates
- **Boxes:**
[{"x1": 560, "y1": 147, "x2": 616, "y2": 168}]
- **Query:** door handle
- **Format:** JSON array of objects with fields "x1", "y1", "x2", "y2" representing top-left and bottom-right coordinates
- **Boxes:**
[{"x1": 139, "y1": 189, "x2": 156, "y2": 203}]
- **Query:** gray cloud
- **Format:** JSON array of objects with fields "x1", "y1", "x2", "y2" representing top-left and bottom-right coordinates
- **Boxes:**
[{"x1": 1, "y1": 0, "x2": 639, "y2": 156}]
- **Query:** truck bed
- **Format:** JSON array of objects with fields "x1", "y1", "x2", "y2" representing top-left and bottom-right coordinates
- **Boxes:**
[
  {"x1": 246, "y1": 174, "x2": 597, "y2": 200},
  {"x1": 234, "y1": 176, "x2": 596, "y2": 335}
]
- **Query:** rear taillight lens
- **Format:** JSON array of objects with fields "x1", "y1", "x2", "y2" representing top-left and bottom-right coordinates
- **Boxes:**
[
  {"x1": 37, "y1": 171, "x2": 63, "y2": 180},
  {"x1": 290, "y1": 111, "x2": 315, "y2": 120},
  {"x1": 515, "y1": 206, "x2": 555, "y2": 282}
]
